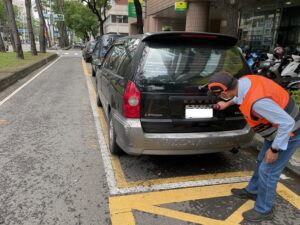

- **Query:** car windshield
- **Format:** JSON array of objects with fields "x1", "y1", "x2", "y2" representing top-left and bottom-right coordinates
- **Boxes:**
[{"x1": 139, "y1": 44, "x2": 249, "y2": 85}]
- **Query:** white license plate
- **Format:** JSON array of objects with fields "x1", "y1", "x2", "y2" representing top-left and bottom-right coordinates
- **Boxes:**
[{"x1": 185, "y1": 105, "x2": 213, "y2": 119}]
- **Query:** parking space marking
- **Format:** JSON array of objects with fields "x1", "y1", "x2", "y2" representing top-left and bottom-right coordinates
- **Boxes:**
[
  {"x1": 109, "y1": 182, "x2": 300, "y2": 225},
  {"x1": 82, "y1": 60, "x2": 252, "y2": 195}
]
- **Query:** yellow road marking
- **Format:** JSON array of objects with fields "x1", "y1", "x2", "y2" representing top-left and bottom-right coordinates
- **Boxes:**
[
  {"x1": 82, "y1": 59, "x2": 90, "y2": 76},
  {"x1": 82, "y1": 59, "x2": 253, "y2": 188},
  {"x1": 110, "y1": 182, "x2": 300, "y2": 225},
  {"x1": 225, "y1": 200, "x2": 253, "y2": 224},
  {"x1": 277, "y1": 182, "x2": 300, "y2": 209}
]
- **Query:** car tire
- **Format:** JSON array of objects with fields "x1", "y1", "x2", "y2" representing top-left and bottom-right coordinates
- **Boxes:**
[
  {"x1": 108, "y1": 114, "x2": 123, "y2": 155},
  {"x1": 96, "y1": 92, "x2": 102, "y2": 107}
]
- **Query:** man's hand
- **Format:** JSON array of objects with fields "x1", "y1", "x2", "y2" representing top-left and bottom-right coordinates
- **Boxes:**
[
  {"x1": 265, "y1": 148, "x2": 279, "y2": 164},
  {"x1": 216, "y1": 99, "x2": 235, "y2": 110}
]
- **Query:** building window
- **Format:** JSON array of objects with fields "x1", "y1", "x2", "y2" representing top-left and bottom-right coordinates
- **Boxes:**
[{"x1": 111, "y1": 15, "x2": 128, "y2": 23}]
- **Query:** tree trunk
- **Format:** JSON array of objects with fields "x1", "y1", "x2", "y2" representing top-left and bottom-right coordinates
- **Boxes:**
[
  {"x1": 4, "y1": 0, "x2": 24, "y2": 59},
  {"x1": 83, "y1": 0, "x2": 108, "y2": 37},
  {"x1": 0, "y1": 32, "x2": 6, "y2": 52},
  {"x1": 57, "y1": 0, "x2": 69, "y2": 48},
  {"x1": 10, "y1": 30, "x2": 16, "y2": 52},
  {"x1": 35, "y1": 0, "x2": 47, "y2": 53},
  {"x1": 99, "y1": 21, "x2": 104, "y2": 36},
  {"x1": 58, "y1": 22, "x2": 69, "y2": 48},
  {"x1": 134, "y1": 0, "x2": 143, "y2": 34},
  {"x1": 45, "y1": 23, "x2": 51, "y2": 48},
  {"x1": 224, "y1": 0, "x2": 239, "y2": 37},
  {"x1": 25, "y1": 0, "x2": 37, "y2": 55}
]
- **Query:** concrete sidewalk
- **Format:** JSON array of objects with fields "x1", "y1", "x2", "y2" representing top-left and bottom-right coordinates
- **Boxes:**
[{"x1": 0, "y1": 53, "x2": 58, "y2": 92}]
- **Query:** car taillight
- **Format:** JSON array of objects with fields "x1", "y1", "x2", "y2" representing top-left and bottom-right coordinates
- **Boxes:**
[{"x1": 123, "y1": 81, "x2": 141, "y2": 118}]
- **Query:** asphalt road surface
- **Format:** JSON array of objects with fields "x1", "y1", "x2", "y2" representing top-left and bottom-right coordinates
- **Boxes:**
[{"x1": 0, "y1": 49, "x2": 299, "y2": 225}]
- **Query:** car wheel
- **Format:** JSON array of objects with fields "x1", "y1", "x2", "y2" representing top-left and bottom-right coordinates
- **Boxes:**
[
  {"x1": 108, "y1": 114, "x2": 123, "y2": 155},
  {"x1": 96, "y1": 92, "x2": 102, "y2": 107}
]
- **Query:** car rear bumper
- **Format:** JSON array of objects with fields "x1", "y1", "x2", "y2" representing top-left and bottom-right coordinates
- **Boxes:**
[{"x1": 112, "y1": 113, "x2": 254, "y2": 155}]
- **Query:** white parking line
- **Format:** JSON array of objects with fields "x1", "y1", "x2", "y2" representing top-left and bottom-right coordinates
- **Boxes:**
[
  {"x1": 84, "y1": 74, "x2": 252, "y2": 195},
  {"x1": 0, "y1": 57, "x2": 60, "y2": 107},
  {"x1": 85, "y1": 75, "x2": 119, "y2": 194},
  {"x1": 111, "y1": 176, "x2": 251, "y2": 195}
]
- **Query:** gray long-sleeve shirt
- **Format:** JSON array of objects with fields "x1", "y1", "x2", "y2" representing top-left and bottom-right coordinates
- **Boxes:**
[{"x1": 233, "y1": 78, "x2": 295, "y2": 150}]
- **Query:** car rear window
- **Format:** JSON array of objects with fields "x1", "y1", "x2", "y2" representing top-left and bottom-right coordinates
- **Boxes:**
[
  {"x1": 138, "y1": 44, "x2": 249, "y2": 86},
  {"x1": 100, "y1": 35, "x2": 124, "y2": 57}
]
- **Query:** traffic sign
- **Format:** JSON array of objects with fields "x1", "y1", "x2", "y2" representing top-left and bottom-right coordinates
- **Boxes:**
[
  {"x1": 53, "y1": 14, "x2": 64, "y2": 22},
  {"x1": 175, "y1": 2, "x2": 188, "y2": 12}
]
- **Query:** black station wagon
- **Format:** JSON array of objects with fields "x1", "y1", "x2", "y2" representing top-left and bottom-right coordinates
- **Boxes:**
[{"x1": 95, "y1": 32, "x2": 254, "y2": 155}]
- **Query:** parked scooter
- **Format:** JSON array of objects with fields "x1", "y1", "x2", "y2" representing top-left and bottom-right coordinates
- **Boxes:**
[
  {"x1": 258, "y1": 47, "x2": 292, "y2": 79},
  {"x1": 258, "y1": 53, "x2": 278, "y2": 78},
  {"x1": 281, "y1": 48, "x2": 300, "y2": 78},
  {"x1": 245, "y1": 51, "x2": 261, "y2": 73}
]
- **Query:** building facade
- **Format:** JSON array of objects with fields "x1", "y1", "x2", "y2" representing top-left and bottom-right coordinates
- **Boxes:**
[
  {"x1": 143, "y1": 0, "x2": 300, "y2": 52},
  {"x1": 144, "y1": 0, "x2": 227, "y2": 34},
  {"x1": 103, "y1": 0, "x2": 129, "y2": 35},
  {"x1": 239, "y1": 0, "x2": 300, "y2": 52}
]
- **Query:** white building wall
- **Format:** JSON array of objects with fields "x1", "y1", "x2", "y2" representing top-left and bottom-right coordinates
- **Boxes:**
[{"x1": 104, "y1": 4, "x2": 129, "y2": 35}]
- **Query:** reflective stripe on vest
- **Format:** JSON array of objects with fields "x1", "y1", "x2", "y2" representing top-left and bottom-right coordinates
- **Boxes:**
[
  {"x1": 239, "y1": 75, "x2": 300, "y2": 141},
  {"x1": 260, "y1": 98, "x2": 300, "y2": 141}
]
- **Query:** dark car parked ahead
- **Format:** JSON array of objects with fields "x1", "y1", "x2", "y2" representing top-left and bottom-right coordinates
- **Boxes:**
[
  {"x1": 91, "y1": 33, "x2": 125, "y2": 76},
  {"x1": 96, "y1": 32, "x2": 254, "y2": 155},
  {"x1": 82, "y1": 40, "x2": 97, "y2": 63}
]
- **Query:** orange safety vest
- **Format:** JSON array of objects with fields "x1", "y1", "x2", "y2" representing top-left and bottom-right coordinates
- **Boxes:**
[{"x1": 239, "y1": 75, "x2": 300, "y2": 141}]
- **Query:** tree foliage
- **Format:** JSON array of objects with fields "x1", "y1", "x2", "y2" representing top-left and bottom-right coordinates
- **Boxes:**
[
  {"x1": 0, "y1": 2, "x2": 20, "y2": 30},
  {"x1": 81, "y1": 0, "x2": 111, "y2": 36},
  {"x1": 64, "y1": 1, "x2": 98, "y2": 41},
  {"x1": 0, "y1": 1, "x2": 6, "y2": 23}
]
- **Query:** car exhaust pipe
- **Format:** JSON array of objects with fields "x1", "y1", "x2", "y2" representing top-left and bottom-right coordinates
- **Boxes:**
[{"x1": 230, "y1": 147, "x2": 240, "y2": 154}]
